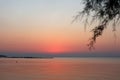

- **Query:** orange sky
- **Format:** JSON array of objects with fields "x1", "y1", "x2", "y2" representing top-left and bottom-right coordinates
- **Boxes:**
[{"x1": 0, "y1": 0, "x2": 120, "y2": 54}]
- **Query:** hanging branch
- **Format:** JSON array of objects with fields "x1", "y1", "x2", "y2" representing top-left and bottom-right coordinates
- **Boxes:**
[{"x1": 74, "y1": 0, "x2": 120, "y2": 50}]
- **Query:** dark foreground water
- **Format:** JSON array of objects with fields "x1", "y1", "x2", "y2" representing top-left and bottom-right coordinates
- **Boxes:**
[{"x1": 0, "y1": 58, "x2": 120, "y2": 80}]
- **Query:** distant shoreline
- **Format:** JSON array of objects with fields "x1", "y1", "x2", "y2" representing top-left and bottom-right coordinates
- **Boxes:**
[
  {"x1": 0, "y1": 54, "x2": 120, "y2": 59},
  {"x1": 0, "y1": 55, "x2": 54, "y2": 59},
  {"x1": 0, "y1": 57, "x2": 54, "y2": 59}
]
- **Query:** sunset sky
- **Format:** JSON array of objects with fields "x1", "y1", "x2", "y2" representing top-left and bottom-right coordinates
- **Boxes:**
[{"x1": 0, "y1": 0, "x2": 120, "y2": 56}]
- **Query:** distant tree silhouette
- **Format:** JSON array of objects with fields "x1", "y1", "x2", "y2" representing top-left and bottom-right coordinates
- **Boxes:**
[
  {"x1": 74, "y1": 0, "x2": 120, "y2": 50},
  {"x1": 0, "y1": 55, "x2": 7, "y2": 58}
]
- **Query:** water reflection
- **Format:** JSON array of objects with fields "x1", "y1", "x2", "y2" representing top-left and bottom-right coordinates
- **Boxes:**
[{"x1": 0, "y1": 58, "x2": 120, "y2": 80}]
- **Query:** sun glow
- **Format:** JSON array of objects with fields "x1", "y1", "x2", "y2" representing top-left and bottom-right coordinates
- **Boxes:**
[{"x1": 45, "y1": 44, "x2": 66, "y2": 53}]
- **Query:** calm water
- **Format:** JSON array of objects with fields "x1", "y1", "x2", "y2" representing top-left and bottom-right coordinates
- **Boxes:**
[{"x1": 0, "y1": 58, "x2": 120, "y2": 80}]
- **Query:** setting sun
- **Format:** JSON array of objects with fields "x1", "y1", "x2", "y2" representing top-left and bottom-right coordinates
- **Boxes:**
[{"x1": 44, "y1": 44, "x2": 66, "y2": 53}]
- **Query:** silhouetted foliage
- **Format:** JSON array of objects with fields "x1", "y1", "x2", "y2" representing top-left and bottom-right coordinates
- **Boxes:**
[{"x1": 74, "y1": 0, "x2": 120, "y2": 50}]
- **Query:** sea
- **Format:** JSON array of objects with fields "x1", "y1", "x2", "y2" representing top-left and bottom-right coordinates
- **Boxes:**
[{"x1": 0, "y1": 57, "x2": 120, "y2": 80}]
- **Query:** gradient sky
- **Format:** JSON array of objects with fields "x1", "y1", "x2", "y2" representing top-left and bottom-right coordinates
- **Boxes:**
[{"x1": 0, "y1": 0, "x2": 120, "y2": 55}]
